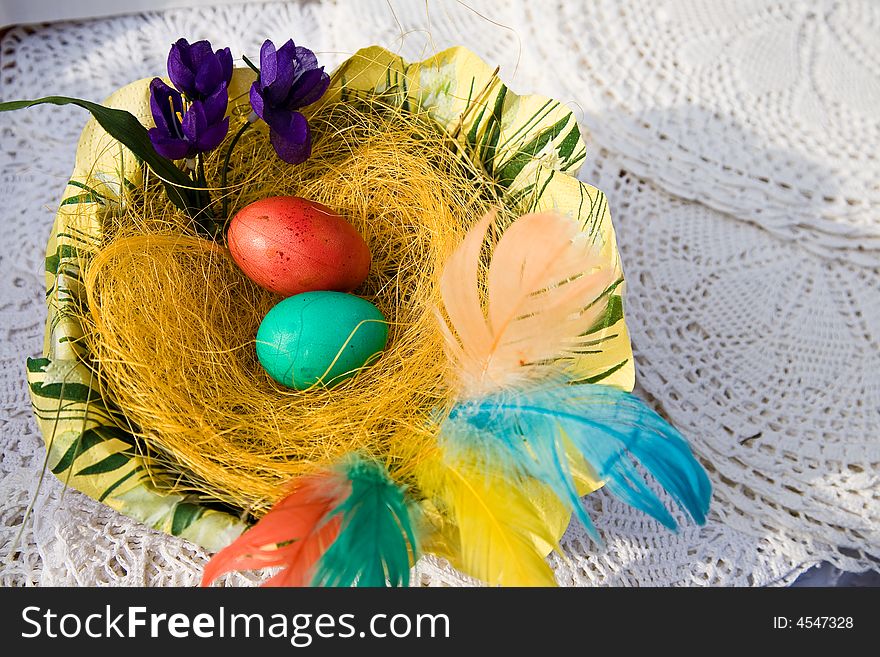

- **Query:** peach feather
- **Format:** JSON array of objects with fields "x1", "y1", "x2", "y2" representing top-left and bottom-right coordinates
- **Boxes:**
[{"x1": 437, "y1": 209, "x2": 616, "y2": 397}]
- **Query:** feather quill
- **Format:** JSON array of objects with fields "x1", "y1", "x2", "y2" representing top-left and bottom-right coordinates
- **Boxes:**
[
  {"x1": 417, "y1": 456, "x2": 559, "y2": 586},
  {"x1": 312, "y1": 454, "x2": 418, "y2": 587},
  {"x1": 201, "y1": 473, "x2": 347, "y2": 587}
]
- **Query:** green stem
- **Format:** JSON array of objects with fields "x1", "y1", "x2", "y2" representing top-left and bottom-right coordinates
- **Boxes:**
[
  {"x1": 185, "y1": 155, "x2": 217, "y2": 238},
  {"x1": 197, "y1": 155, "x2": 210, "y2": 217},
  {"x1": 242, "y1": 55, "x2": 260, "y2": 75},
  {"x1": 221, "y1": 120, "x2": 254, "y2": 220}
]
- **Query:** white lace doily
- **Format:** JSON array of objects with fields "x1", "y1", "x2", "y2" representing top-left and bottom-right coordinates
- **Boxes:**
[
  {"x1": 528, "y1": 0, "x2": 880, "y2": 265},
  {"x1": 1, "y1": 0, "x2": 877, "y2": 587}
]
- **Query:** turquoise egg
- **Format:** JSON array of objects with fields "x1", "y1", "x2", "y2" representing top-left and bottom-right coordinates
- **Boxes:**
[{"x1": 256, "y1": 291, "x2": 389, "y2": 390}]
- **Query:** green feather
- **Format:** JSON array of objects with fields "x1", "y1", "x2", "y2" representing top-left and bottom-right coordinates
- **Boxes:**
[{"x1": 312, "y1": 455, "x2": 418, "y2": 587}]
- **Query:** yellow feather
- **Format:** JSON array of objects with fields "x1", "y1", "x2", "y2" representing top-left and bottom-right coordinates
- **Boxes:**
[
  {"x1": 438, "y1": 209, "x2": 616, "y2": 397},
  {"x1": 417, "y1": 455, "x2": 560, "y2": 587}
]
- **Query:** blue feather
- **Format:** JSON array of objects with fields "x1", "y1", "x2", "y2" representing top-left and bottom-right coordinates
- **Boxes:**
[{"x1": 442, "y1": 384, "x2": 711, "y2": 540}]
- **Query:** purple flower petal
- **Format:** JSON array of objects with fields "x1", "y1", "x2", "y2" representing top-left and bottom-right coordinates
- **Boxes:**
[
  {"x1": 292, "y1": 46, "x2": 318, "y2": 74},
  {"x1": 150, "y1": 73, "x2": 227, "y2": 158},
  {"x1": 196, "y1": 116, "x2": 230, "y2": 153},
  {"x1": 167, "y1": 38, "x2": 232, "y2": 100},
  {"x1": 167, "y1": 39, "x2": 195, "y2": 96},
  {"x1": 148, "y1": 127, "x2": 193, "y2": 160},
  {"x1": 149, "y1": 78, "x2": 183, "y2": 138},
  {"x1": 286, "y1": 67, "x2": 330, "y2": 108},
  {"x1": 270, "y1": 127, "x2": 311, "y2": 164},
  {"x1": 195, "y1": 56, "x2": 224, "y2": 96},
  {"x1": 262, "y1": 39, "x2": 296, "y2": 106},
  {"x1": 218, "y1": 47, "x2": 233, "y2": 86},
  {"x1": 174, "y1": 38, "x2": 193, "y2": 64},
  {"x1": 181, "y1": 100, "x2": 208, "y2": 144},
  {"x1": 259, "y1": 40, "x2": 279, "y2": 88},
  {"x1": 276, "y1": 40, "x2": 300, "y2": 67},
  {"x1": 202, "y1": 82, "x2": 229, "y2": 126},
  {"x1": 267, "y1": 111, "x2": 310, "y2": 164},
  {"x1": 250, "y1": 39, "x2": 328, "y2": 165},
  {"x1": 260, "y1": 104, "x2": 296, "y2": 135},
  {"x1": 249, "y1": 82, "x2": 265, "y2": 120},
  {"x1": 187, "y1": 40, "x2": 215, "y2": 74}
]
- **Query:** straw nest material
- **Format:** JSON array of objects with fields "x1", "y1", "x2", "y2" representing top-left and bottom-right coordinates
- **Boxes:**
[{"x1": 77, "y1": 98, "x2": 508, "y2": 516}]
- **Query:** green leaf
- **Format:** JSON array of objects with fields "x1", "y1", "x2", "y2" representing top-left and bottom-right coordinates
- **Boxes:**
[
  {"x1": 67, "y1": 180, "x2": 109, "y2": 199},
  {"x1": 29, "y1": 380, "x2": 98, "y2": 403},
  {"x1": 45, "y1": 244, "x2": 80, "y2": 275},
  {"x1": 477, "y1": 85, "x2": 507, "y2": 177},
  {"x1": 51, "y1": 429, "x2": 104, "y2": 474},
  {"x1": 98, "y1": 467, "x2": 142, "y2": 502},
  {"x1": 557, "y1": 124, "x2": 582, "y2": 162},
  {"x1": 0, "y1": 96, "x2": 198, "y2": 216},
  {"x1": 75, "y1": 452, "x2": 131, "y2": 476},
  {"x1": 496, "y1": 115, "x2": 570, "y2": 187},
  {"x1": 26, "y1": 357, "x2": 51, "y2": 373},
  {"x1": 465, "y1": 103, "x2": 487, "y2": 149},
  {"x1": 586, "y1": 295, "x2": 624, "y2": 335},
  {"x1": 575, "y1": 359, "x2": 630, "y2": 384},
  {"x1": 51, "y1": 424, "x2": 137, "y2": 475},
  {"x1": 60, "y1": 193, "x2": 104, "y2": 206},
  {"x1": 171, "y1": 502, "x2": 206, "y2": 536}
]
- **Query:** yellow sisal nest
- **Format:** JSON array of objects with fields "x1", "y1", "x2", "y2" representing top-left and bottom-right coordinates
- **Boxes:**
[{"x1": 79, "y1": 99, "x2": 507, "y2": 515}]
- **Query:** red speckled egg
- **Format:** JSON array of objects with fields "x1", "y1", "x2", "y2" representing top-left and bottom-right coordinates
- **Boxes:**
[{"x1": 227, "y1": 196, "x2": 371, "y2": 297}]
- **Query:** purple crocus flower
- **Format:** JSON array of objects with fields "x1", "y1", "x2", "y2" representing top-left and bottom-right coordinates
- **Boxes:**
[
  {"x1": 167, "y1": 38, "x2": 233, "y2": 101},
  {"x1": 249, "y1": 39, "x2": 330, "y2": 164},
  {"x1": 148, "y1": 78, "x2": 229, "y2": 160}
]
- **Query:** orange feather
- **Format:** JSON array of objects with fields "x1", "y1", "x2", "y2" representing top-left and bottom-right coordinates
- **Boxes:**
[{"x1": 201, "y1": 474, "x2": 349, "y2": 587}]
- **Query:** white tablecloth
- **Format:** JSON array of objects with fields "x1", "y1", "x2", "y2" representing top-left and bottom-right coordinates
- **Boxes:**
[{"x1": 1, "y1": 0, "x2": 877, "y2": 587}]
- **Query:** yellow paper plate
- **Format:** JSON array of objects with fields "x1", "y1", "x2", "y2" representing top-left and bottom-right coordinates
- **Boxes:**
[{"x1": 27, "y1": 46, "x2": 632, "y2": 552}]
